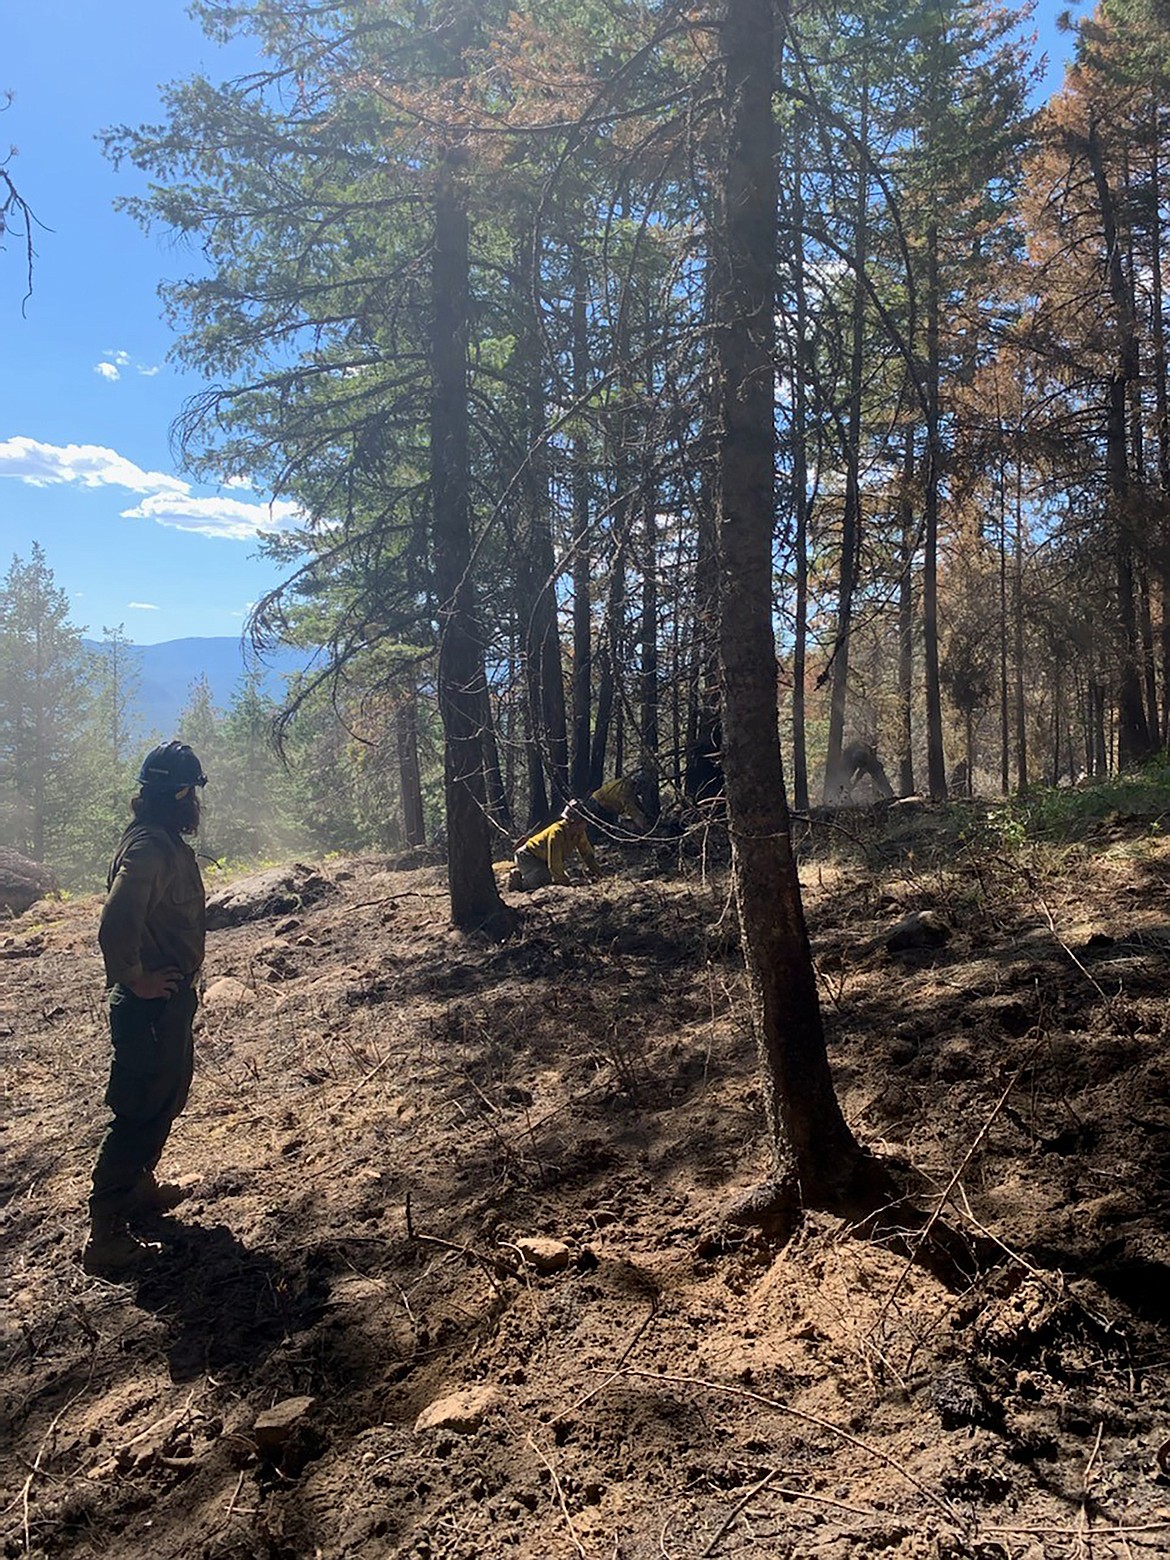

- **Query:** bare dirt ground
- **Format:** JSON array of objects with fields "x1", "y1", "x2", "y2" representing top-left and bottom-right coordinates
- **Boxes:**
[{"x1": 4, "y1": 813, "x2": 1170, "y2": 1560}]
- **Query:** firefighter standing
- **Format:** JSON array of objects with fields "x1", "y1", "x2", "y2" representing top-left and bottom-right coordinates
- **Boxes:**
[{"x1": 84, "y1": 742, "x2": 208, "y2": 1274}]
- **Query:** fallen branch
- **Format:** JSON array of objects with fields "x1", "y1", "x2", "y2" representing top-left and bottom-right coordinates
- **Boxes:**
[
  {"x1": 334, "y1": 1051, "x2": 395, "y2": 1109},
  {"x1": 527, "y1": 1434, "x2": 587, "y2": 1558},
  {"x1": 346, "y1": 891, "x2": 445, "y2": 912},
  {"x1": 21, "y1": 1383, "x2": 92, "y2": 1556},
  {"x1": 698, "y1": 1468, "x2": 777, "y2": 1557},
  {"x1": 987, "y1": 1519, "x2": 1170, "y2": 1538},
  {"x1": 404, "y1": 1193, "x2": 508, "y2": 1295},
  {"x1": 699, "y1": 1472, "x2": 892, "y2": 1558},
  {"x1": 1037, "y1": 895, "x2": 1110, "y2": 1002},
  {"x1": 552, "y1": 1298, "x2": 659, "y2": 1425},
  {"x1": 870, "y1": 1035, "x2": 1048, "y2": 1332}
]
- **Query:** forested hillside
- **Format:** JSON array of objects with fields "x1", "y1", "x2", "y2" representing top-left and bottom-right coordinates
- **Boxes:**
[
  {"x1": 0, "y1": 551, "x2": 427, "y2": 888},
  {"x1": 76, "y1": 638, "x2": 308, "y2": 741}
]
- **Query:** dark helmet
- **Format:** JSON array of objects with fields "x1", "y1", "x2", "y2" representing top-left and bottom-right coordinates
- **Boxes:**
[{"x1": 137, "y1": 741, "x2": 207, "y2": 794}]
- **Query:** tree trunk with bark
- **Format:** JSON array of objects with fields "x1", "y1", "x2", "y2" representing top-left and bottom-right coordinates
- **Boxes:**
[
  {"x1": 1086, "y1": 118, "x2": 1154, "y2": 764},
  {"x1": 570, "y1": 249, "x2": 594, "y2": 797},
  {"x1": 713, "y1": 0, "x2": 865, "y2": 1233},
  {"x1": 897, "y1": 426, "x2": 917, "y2": 798},
  {"x1": 639, "y1": 486, "x2": 660, "y2": 816},
  {"x1": 922, "y1": 219, "x2": 947, "y2": 802},
  {"x1": 430, "y1": 150, "x2": 513, "y2": 934},
  {"x1": 824, "y1": 62, "x2": 869, "y2": 804},
  {"x1": 395, "y1": 684, "x2": 426, "y2": 847}
]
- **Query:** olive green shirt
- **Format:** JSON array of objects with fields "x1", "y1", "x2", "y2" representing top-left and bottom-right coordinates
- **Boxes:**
[{"x1": 98, "y1": 823, "x2": 206, "y2": 988}]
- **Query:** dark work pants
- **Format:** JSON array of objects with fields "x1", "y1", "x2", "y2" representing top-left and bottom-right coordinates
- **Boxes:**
[
  {"x1": 89, "y1": 983, "x2": 197, "y2": 1220},
  {"x1": 514, "y1": 849, "x2": 553, "y2": 889}
]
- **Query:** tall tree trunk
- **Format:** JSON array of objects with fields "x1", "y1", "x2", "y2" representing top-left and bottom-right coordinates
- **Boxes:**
[
  {"x1": 482, "y1": 701, "x2": 511, "y2": 832},
  {"x1": 686, "y1": 345, "x2": 721, "y2": 804},
  {"x1": 1087, "y1": 118, "x2": 1153, "y2": 764},
  {"x1": 714, "y1": 0, "x2": 863, "y2": 1229},
  {"x1": 1109, "y1": 377, "x2": 1153, "y2": 764},
  {"x1": 570, "y1": 248, "x2": 594, "y2": 796},
  {"x1": 395, "y1": 683, "x2": 426, "y2": 847},
  {"x1": 998, "y1": 437, "x2": 1010, "y2": 796},
  {"x1": 33, "y1": 616, "x2": 46, "y2": 862},
  {"x1": 639, "y1": 486, "x2": 660, "y2": 816},
  {"x1": 824, "y1": 60, "x2": 869, "y2": 803},
  {"x1": 516, "y1": 234, "x2": 569, "y2": 813},
  {"x1": 1090, "y1": 676, "x2": 1107, "y2": 776},
  {"x1": 923, "y1": 219, "x2": 947, "y2": 801},
  {"x1": 590, "y1": 506, "x2": 630, "y2": 788},
  {"x1": 430, "y1": 150, "x2": 511, "y2": 933},
  {"x1": 897, "y1": 425, "x2": 916, "y2": 797},
  {"x1": 790, "y1": 114, "x2": 811, "y2": 813},
  {"x1": 1149, "y1": 99, "x2": 1170, "y2": 746},
  {"x1": 1013, "y1": 458, "x2": 1028, "y2": 792},
  {"x1": 1138, "y1": 564, "x2": 1159, "y2": 748},
  {"x1": 669, "y1": 513, "x2": 687, "y2": 796}
]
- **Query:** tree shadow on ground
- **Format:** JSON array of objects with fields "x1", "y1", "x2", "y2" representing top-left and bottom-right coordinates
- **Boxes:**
[{"x1": 132, "y1": 1218, "x2": 323, "y2": 1383}]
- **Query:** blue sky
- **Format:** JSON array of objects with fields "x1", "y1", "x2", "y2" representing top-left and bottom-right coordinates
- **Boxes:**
[{"x1": 1, "y1": 2, "x2": 1080, "y2": 647}]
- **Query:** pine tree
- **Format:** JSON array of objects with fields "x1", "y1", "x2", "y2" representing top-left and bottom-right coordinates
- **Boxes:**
[{"x1": 0, "y1": 545, "x2": 91, "y2": 874}]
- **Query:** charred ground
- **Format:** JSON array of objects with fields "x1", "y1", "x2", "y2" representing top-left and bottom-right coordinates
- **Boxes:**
[{"x1": 3, "y1": 808, "x2": 1170, "y2": 1559}]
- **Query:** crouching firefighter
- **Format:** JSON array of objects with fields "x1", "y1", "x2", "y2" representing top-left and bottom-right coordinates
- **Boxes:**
[
  {"x1": 510, "y1": 800, "x2": 603, "y2": 889},
  {"x1": 83, "y1": 741, "x2": 208, "y2": 1275}
]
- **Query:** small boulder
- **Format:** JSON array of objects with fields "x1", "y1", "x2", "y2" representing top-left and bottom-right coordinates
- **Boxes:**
[
  {"x1": 253, "y1": 1396, "x2": 316, "y2": 1456},
  {"x1": 414, "y1": 1386, "x2": 498, "y2": 1436},
  {"x1": 0, "y1": 848, "x2": 59, "y2": 916},
  {"x1": 514, "y1": 1237, "x2": 572, "y2": 1274},
  {"x1": 205, "y1": 864, "x2": 333, "y2": 930},
  {"x1": 202, "y1": 976, "x2": 256, "y2": 1007},
  {"x1": 886, "y1": 909, "x2": 951, "y2": 953}
]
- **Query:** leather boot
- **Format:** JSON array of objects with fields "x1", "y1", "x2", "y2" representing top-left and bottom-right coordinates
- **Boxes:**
[
  {"x1": 82, "y1": 1215, "x2": 161, "y2": 1275},
  {"x1": 130, "y1": 1173, "x2": 196, "y2": 1216}
]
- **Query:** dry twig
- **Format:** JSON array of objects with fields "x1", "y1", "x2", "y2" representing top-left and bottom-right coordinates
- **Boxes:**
[
  {"x1": 612, "y1": 1367, "x2": 964, "y2": 1530},
  {"x1": 528, "y1": 1434, "x2": 587, "y2": 1558}
]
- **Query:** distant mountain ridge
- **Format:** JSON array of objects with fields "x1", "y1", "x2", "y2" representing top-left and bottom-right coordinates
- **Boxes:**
[{"x1": 82, "y1": 636, "x2": 311, "y2": 739}]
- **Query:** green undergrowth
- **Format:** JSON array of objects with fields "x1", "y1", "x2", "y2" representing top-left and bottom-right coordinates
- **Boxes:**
[
  {"x1": 797, "y1": 760, "x2": 1170, "y2": 876},
  {"x1": 1005, "y1": 759, "x2": 1170, "y2": 846}
]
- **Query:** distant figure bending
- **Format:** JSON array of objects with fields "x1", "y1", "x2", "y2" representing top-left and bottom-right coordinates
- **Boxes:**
[
  {"x1": 511, "y1": 801, "x2": 603, "y2": 890},
  {"x1": 589, "y1": 773, "x2": 649, "y2": 831},
  {"x1": 84, "y1": 742, "x2": 208, "y2": 1275},
  {"x1": 826, "y1": 740, "x2": 895, "y2": 804}
]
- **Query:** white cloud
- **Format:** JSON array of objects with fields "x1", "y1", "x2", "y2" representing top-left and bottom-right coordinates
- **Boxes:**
[
  {"x1": 94, "y1": 350, "x2": 133, "y2": 381},
  {"x1": 127, "y1": 601, "x2": 159, "y2": 611},
  {"x1": 121, "y1": 491, "x2": 303, "y2": 541},
  {"x1": 94, "y1": 351, "x2": 162, "y2": 383},
  {"x1": 0, "y1": 435, "x2": 304, "y2": 541},
  {"x1": 0, "y1": 437, "x2": 187, "y2": 494}
]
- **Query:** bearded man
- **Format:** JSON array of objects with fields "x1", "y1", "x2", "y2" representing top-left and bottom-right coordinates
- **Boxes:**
[{"x1": 84, "y1": 741, "x2": 208, "y2": 1274}]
